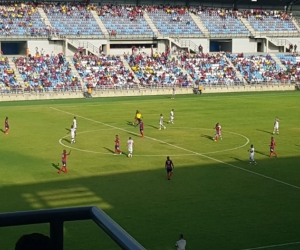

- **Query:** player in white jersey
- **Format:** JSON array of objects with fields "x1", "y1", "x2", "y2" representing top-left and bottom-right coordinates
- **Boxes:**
[
  {"x1": 168, "y1": 109, "x2": 174, "y2": 124},
  {"x1": 127, "y1": 137, "x2": 134, "y2": 157},
  {"x1": 273, "y1": 117, "x2": 280, "y2": 135},
  {"x1": 159, "y1": 114, "x2": 166, "y2": 130},
  {"x1": 248, "y1": 144, "x2": 257, "y2": 165},
  {"x1": 73, "y1": 116, "x2": 77, "y2": 135},
  {"x1": 68, "y1": 125, "x2": 76, "y2": 144}
]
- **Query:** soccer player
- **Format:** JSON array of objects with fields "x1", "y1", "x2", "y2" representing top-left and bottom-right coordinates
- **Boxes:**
[
  {"x1": 165, "y1": 156, "x2": 174, "y2": 180},
  {"x1": 139, "y1": 119, "x2": 144, "y2": 138},
  {"x1": 159, "y1": 114, "x2": 166, "y2": 130},
  {"x1": 127, "y1": 137, "x2": 134, "y2": 157},
  {"x1": 68, "y1": 125, "x2": 76, "y2": 144},
  {"x1": 273, "y1": 117, "x2": 280, "y2": 135},
  {"x1": 73, "y1": 116, "x2": 77, "y2": 135},
  {"x1": 58, "y1": 150, "x2": 71, "y2": 174},
  {"x1": 248, "y1": 144, "x2": 257, "y2": 165},
  {"x1": 270, "y1": 136, "x2": 278, "y2": 157},
  {"x1": 168, "y1": 109, "x2": 174, "y2": 124},
  {"x1": 213, "y1": 123, "x2": 222, "y2": 141},
  {"x1": 114, "y1": 135, "x2": 122, "y2": 155},
  {"x1": 171, "y1": 87, "x2": 176, "y2": 99},
  {"x1": 4, "y1": 117, "x2": 9, "y2": 135}
]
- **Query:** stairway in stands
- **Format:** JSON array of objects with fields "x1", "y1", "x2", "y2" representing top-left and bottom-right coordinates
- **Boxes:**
[{"x1": 7, "y1": 56, "x2": 24, "y2": 87}]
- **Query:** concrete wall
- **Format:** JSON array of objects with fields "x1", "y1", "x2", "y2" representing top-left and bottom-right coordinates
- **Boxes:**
[
  {"x1": 27, "y1": 40, "x2": 64, "y2": 55},
  {"x1": 232, "y1": 38, "x2": 257, "y2": 53},
  {"x1": 184, "y1": 38, "x2": 209, "y2": 53},
  {"x1": 0, "y1": 85, "x2": 295, "y2": 102}
]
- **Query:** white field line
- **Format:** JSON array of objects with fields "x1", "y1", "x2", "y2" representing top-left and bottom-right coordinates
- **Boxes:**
[
  {"x1": 59, "y1": 128, "x2": 249, "y2": 156},
  {"x1": 50, "y1": 107, "x2": 300, "y2": 190},
  {"x1": 240, "y1": 241, "x2": 300, "y2": 250},
  {"x1": 59, "y1": 131, "x2": 195, "y2": 157}
]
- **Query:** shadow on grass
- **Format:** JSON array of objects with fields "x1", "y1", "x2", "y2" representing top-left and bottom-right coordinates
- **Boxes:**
[
  {"x1": 256, "y1": 129, "x2": 272, "y2": 135},
  {"x1": 0, "y1": 129, "x2": 5, "y2": 134},
  {"x1": 256, "y1": 150, "x2": 269, "y2": 157},
  {"x1": 201, "y1": 134, "x2": 212, "y2": 140},
  {"x1": 62, "y1": 138, "x2": 71, "y2": 144},
  {"x1": 148, "y1": 125, "x2": 159, "y2": 129},
  {"x1": 230, "y1": 157, "x2": 245, "y2": 163},
  {"x1": 0, "y1": 150, "x2": 300, "y2": 250},
  {"x1": 51, "y1": 163, "x2": 60, "y2": 170},
  {"x1": 65, "y1": 128, "x2": 71, "y2": 132},
  {"x1": 103, "y1": 147, "x2": 114, "y2": 154},
  {"x1": 126, "y1": 121, "x2": 136, "y2": 126}
]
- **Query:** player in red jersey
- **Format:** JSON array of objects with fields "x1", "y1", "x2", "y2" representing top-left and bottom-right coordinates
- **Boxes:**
[
  {"x1": 4, "y1": 117, "x2": 9, "y2": 135},
  {"x1": 58, "y1": 150, "x2": 71, "y2": 174},
  {"x1": 114, "y1": 135, "x2": 122, "y2": 155},
  {"x1": 165, "y1": 156, "x2": 174, "y2": 180},
  {"x1": 139, "y1": 120, "x2": 144, "y2": 138},
  {"x1": 213, "y1": 123, "x2": 222, "y2": 141},
  {"x1": 269, "y1": 136, "x2": 278, "y2": 157}
]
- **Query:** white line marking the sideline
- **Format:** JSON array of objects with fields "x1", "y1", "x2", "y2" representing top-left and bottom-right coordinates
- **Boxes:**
[
  {"x1": 50, "y1": 107, "x2": 300, "y2": 191},
  {"x1": 240, "y1": 241, "x2": 300, "y2": 250}
]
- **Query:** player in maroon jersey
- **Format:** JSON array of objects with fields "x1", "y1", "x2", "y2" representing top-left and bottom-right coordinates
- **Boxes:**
[
  {"x1": 269, "y1": 137, "x2": 278, "y2": 157},
  {"x1": 165, "y1": 156, "x2": 174, "y2": 180},
  {"x1": 4, "y1": 117, "x2": 9, "y2": 134},
  {"x1": 139, "y1": 120, "x2": 144, "y2": 138},
  {"x1": 58, "y1": 150, "x2": 71, "y2": 174},
  {"x1": 114, "y1": 135, "x2": 122, "y2": 155}
]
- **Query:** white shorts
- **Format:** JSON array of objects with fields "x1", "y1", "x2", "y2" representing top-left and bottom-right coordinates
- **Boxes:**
[
  {"x1": 274, "y1": 125, "x2": 279, "y2": 129},
  {"x1": 170, "y1": 116, "x2": 174, "y2": 120},
  {"x1": 128, "y1": 147, "x2": 133, "y2": 153},
  {"x1": 249, "y1": 154, "x2": 254, "y2": 161},
  {"x1": 159, "y1": 122, "x2": 164, "y2": 126},
  {"x1": 71, "y1": 133, "x2": 75, "y2": 138}
]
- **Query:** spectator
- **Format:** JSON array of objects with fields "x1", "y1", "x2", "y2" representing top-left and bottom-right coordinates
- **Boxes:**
[
  {"x1": 175, "y1": 234, "x2": 186, "y2": 250},
  {"x1": 15, "y1": 233, "x2": 53, "y2": 250},
  {"x1": 294, "y1": 44, "x2": 297, "y2": 52}
]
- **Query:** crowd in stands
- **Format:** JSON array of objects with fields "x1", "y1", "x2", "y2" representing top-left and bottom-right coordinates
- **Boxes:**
[
  {"x1": 43, "y1": 2, "x2": 102, "y2": 36},
  {"x1": 179, "y1": 52, "x2": 241, "y2": 85},
  {"x1": 97, "y1": 4, "x2": 152, "y2": 36},
  {"x1": 0, "y1": 54, "x2": 22, "y2": 93},
  {"x1": 146, "y1": 6, "x2": 202, "y2": 36},
  {"x1": 14, "y1": 52, "x2": 81, "y2": 92},
  {"x1": 125, "y1": 51, "x2": 192, "y2": 87},
  {"x1": 0, "y1": 2, "x2": 298, "y2": 36},
  {"x1": 227, "y1": 53, "x2": 287, "y2": 83},
  {"x1": 0, "y1": 2, "x2": 53, "y2": 36},
  {"x1": 73, "y1": 52, "x2": 138, "y2": 89}
]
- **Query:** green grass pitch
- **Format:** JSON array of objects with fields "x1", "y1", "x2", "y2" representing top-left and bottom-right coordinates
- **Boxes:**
[{"x1": 0, "y1": 91, "x2": 300, "y2": 250}]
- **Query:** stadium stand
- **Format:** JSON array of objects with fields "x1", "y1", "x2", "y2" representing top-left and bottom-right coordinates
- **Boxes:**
[
  {"x1": 0, "y1": 55, "x2": 21, "y2": 93},
  {"x1": 98, "y1": 5, "x2": 153, "y2": 36},
  {"x1": 146, "y1": 7, "x2": 202, "y2": 36},
  {"x1": 0, "y1": 3, "x2": 50, "y2": 36},
  {"x1": 72, "y1": 53, "x2": 138, "y2": 89},
  {"x1": 196, "y1": 8, "x2": 249, "y2": 35},
  {"x1": 14, "y1": 53, "x2": 82, "y2": 92},
  {"x1": 179, "y1": 52, "x2": 241, "y2": 85},
  {"x1": 43, "y1": 3, "x2": 103, "y2": 36},
  {"x1": 244, "y1": 10, "x2": 297, "y2": 32},
  {"x1": 228, "y1": 53, "x2": 284, "y2": 83},
  {"x1": 125, "y1": 52, "x2": 192, "y2": 87}
]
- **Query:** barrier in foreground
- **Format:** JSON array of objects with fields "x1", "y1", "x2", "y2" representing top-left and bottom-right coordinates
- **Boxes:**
[{"x1": 0, "y1": 206, "x2": 146, "y2": 250}]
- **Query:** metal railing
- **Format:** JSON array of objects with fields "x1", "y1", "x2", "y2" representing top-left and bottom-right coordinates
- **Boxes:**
[{"x1": 0, "y1": 206, "x2": 145, "y2": 250}]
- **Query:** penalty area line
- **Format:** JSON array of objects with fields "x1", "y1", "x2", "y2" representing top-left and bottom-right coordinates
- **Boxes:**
[
  {"x1": 50, "y1": 107, "x2": 300, "y2": 191},
  {"x1": 239, "y1": 241, "x2": 300, "y2": 250}
]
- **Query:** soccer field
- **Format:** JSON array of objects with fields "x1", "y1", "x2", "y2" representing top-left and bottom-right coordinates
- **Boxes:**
[{"x1": 1, "y1": 91, "x2": 300, "y2": 250}]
